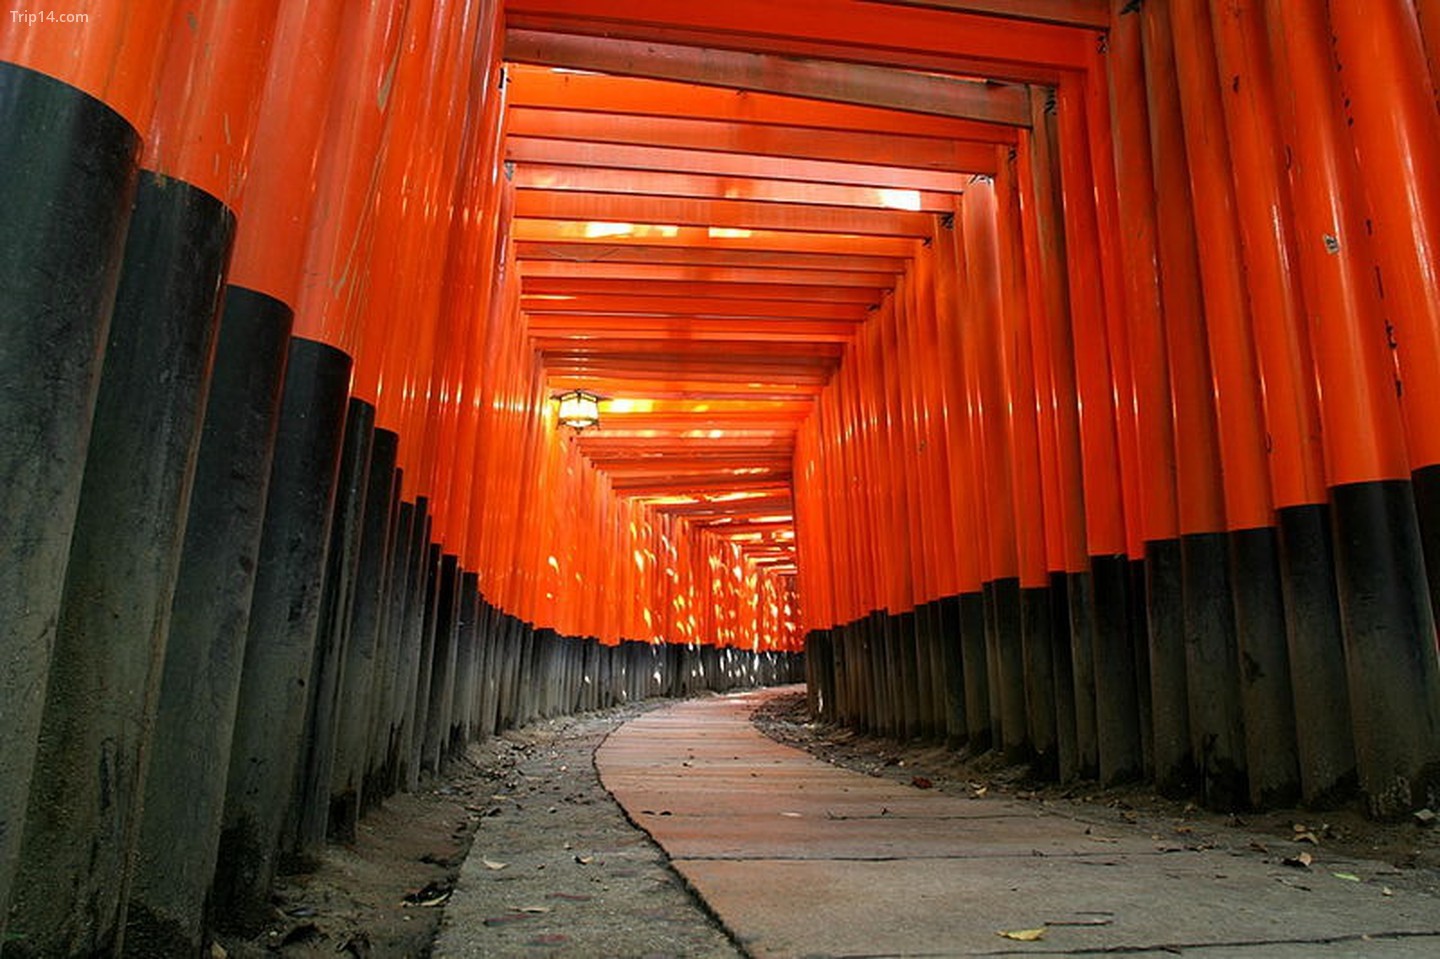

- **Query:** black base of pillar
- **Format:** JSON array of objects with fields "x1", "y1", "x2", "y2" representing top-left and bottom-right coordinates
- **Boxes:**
[
  {"x1": 213, "y1": 338, "x2": 352, "y2": 928},
  {"x1": 126, "y1": 287, "x2": 293, "y2": 957},
  {"x1": 10, "y1": 168, "x2": 234, "y2": 957},
  {"x1": 1145, "y1": 538, "x2": 1194, "y2": 798},
  {"x1": 1275, "y1": 503, "x2": 1355, "y2": 806},
  {"x1": 1180, "y1": 532, "x2": 1248, "y2": 811},
  {"x1": 0, "y1": 63, "x2": 140, "y2": 927},
  {"x1": 1331, "y1": 480, "x2": 1440, "y2": 818}
]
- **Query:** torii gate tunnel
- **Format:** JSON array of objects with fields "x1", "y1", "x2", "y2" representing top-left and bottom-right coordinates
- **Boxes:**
[{"x1": 3, "y1": 1, "x2": 1440, "y2": 956}]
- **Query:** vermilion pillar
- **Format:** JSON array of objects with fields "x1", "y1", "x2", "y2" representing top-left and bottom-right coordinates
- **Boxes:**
[
  {"x1": 1170, "y1": 0, "x2": 1285, "y2": 810},
  {"x1": 1019, "y1": 92, "x2": 1088, "y2": 781},
  {"x1": 1057, "y1": 70, "x2": 1144, "y2": 786},
  {"x1": 1139, "y1": 0, "x2": 1230, "y2": 803},
  {"x1": 1303, "y1": 0, "x2": 1440, "y2": 817},
  {"x1": 1104, "y1": 2, "x2": 1177, "y2": 789},
  {"x1": 0, "y1": 4, "x2": 167, "y2": 932},
  {"x1": 1203, "y1": 0, "x2": 1310, "y2": 808},
  {"x1": 995, "y1": 149, "x2": 1059, "y2": 774}
]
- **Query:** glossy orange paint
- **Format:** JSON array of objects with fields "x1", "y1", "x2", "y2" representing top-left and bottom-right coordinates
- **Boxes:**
[
  {"x1": 1139, "y1": 0, "x2": 1227, "y2": 538},
  {"x1": 144, "y1": 0, "x2": 282, "y2": 206},
  {"x1": 1169, "y1": 0, "x2": 1276, "y2": 533},
  {"x1": 0, "y1": 0, "x2": 177, "y2": 130},
  {"x1": 505, "y1": 64, "x2": 1020, "y2": 142},
  {"x1": 1261, "y1": 0, "x2": 1410, "y2": 486},
  {"x1": 994, "y1": 148, "x2": 1050, "y2": 588},
  {"x1": 1329, "y1": 0, "x2": 1440, "y2": 471},
  {"x1": 1018, "y1": 94, "x2": 1088, "y2": 574},
  {"x1": 1210, "y1": 0, "x2": 1328, "y2": 510},
  {"x1": 1104, "y1": 6, "x2": 1180, "y2": 546},
  {"x1": 229, "y1": 0, "x2": 350, "y2": 303}
]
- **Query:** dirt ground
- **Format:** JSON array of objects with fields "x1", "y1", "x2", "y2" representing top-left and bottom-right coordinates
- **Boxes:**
[
  {"x1": 214, "y1": 688, "x2": 1440, "y2": 958},
  {"x1": 215, "y1": 698, "x2": 739, "y2": 959}
]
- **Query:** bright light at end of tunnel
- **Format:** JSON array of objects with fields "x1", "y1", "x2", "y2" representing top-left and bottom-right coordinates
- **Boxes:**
[
  {"x1": 604, "y1": 398, "x2": 655, "y2": 414},
  {"x1": 878, "y1": 188, "x2": 922, "y2": 211},
  {"x1": 584, "y1": 221, "x2": 636, "y2": 238}
]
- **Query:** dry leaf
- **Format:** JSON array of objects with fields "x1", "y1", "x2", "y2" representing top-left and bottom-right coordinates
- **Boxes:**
[
  {"x1": 911, "y1": 776, "x2": 934, "y2": 789},
  {"x1": 997, "y1": 927, "x2": 1047, "y2": 941},
  {"x1": 483, "y1": 859, "x2": 508, "y2": 870},
  {"x1": 1282, "y1": 851, "x2": 1313, "y2": 869},
  {"x1": 515, "y1": 905, "x2": 552, "y2": 914},
  {"x1": 575, "y1": 855, "x2": 595, "y2": 865}
]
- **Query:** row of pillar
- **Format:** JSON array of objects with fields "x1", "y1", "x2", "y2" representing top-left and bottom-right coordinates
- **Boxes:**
[
  {"x1": 796, "y1": 0, "x2": 1440, "y2": 821},
  {"x1": 0, "y1": 4, "x2": 801, "y2": 957}
]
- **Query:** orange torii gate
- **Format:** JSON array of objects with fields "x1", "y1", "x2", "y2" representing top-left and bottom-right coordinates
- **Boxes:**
[{"x1": 3, "y1": 2, "x2": 1440, "y2": 956}]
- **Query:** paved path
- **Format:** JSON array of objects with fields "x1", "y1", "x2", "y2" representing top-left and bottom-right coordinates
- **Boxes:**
[{"x1": 597, "y1": 688, "x2": 1440, "y2": 958}]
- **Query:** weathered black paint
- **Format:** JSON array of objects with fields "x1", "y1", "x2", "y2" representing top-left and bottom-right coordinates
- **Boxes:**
[
  {"x1": 1180, "y1": 532, "x2": 1247, "y2": 810},
  {"x1": 1330, "y1": 480, "x2": 1440, "y2": 818},
  {"x1": 11, "y1": 169, "x2": 234, "y2": 958},
  {"x1": 0, "y1": 65, "x2": 139, "y2": 928},
  {"x1": 214, "y1": 338, "x2": 351, "y2": 928},
  {"x1": 1091, "y1": 555, "x2": 1143, "y2": 785},
  {"x1": 1144, "y1": 538, "x2": 1193, "y2": 798},
  {"x1": 127, "y1": 287, "x2": 293, "y2": 958}
]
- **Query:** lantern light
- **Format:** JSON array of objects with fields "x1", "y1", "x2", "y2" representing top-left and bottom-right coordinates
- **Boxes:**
[{"x1": 555, "y1": 389, "x2": 602, "y2": 431}]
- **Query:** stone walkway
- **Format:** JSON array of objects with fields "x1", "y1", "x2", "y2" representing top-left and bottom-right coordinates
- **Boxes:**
[{"x1": 597, "y1": 688, "x2": 1440, "y2": 958}]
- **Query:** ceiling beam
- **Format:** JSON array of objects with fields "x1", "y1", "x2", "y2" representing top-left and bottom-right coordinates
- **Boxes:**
[
  {"x1": 512, "y1": 220, "x2": 922, "y2": 257},
  {"x1": 523, "y1": 277, "x2": 882, "y2": 303},
  {"x1": 507, "y1": 138, "x2": 971, "y2": 193},
  {"x1": 504, "y1": 33, "x2": 1030, "y2": 126},
  {"x1": 519, "y1": 260, "x2": 892, "y2": 289},
  {"x1": 506, "y1": 108, "x2": 999, "y2": 172},
  {"x1": 513, "y1": 189, "x2": 936, "y2": 237},
  {"x1": 510, "y1": 164, "x2": 955, "y2": 213},
  {"x1": 856, "y1": 0, "x2": 1109, "y2": 30},
  {"x1": 503, "y1": 0, "x2": 1093, "y2": 75},
  {"x1": 526, "y1": 315, "x2": 860, "y2": 342},
  {"x1": 523, "y1": 292, "x2": 869, "y2": 319},
  {"x1": 515, "y1": 241, "x2": 908, "y2": 274}
]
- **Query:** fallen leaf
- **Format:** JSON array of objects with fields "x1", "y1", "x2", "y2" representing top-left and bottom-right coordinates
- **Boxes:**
[
  {"x1": 1282, "y1": 851, "x2": 1313, "y2": 869},
  {"x1": 209, "y1": 944, "x2": 228, "y2": 959},
  {"x1": 483, "y1": 859, "x2": 508, "y2": 870},
  {"x1": 1332, "y1": 872, "x2": 1362, "y2": 882},
  {"x1": 1383, "y1": 887, "x2": 1394, "y2": 897},
  {"x1": 575, "y1": 855, "x2": 595, "y2": 865},
  {"x1": 997, "y1": 927, "x2": 1047, "y2": 941},
  {"x1": 514, "y1": 905, "x2": 552, "y2": 913}
]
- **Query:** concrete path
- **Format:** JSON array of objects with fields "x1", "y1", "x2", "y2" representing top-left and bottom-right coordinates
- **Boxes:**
[{"x1": 597, "y1": 688, "x2": 1440, "y2": 958}]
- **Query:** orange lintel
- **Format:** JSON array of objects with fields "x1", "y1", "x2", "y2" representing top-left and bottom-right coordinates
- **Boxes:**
[
  {"x1": 506, "y1": 137, "x2": 972, "y2": 192},
  {"x1": 504, "y1": 60, "x2": 1024, "y2": 136},
  {"x1": 506, "y1": 108, "x2": 1000, "y2": 173},
  {"x1": 510, "y1": 163, "x2": 955, "y2": 213},
  {"x1": 512, "y1": 188, "x2": 936, "y2": 237}
]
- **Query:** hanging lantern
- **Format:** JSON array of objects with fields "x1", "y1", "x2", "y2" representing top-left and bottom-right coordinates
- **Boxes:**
[{"x1": 554, "y1": 389, "x2": 602, "y2": 431}]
